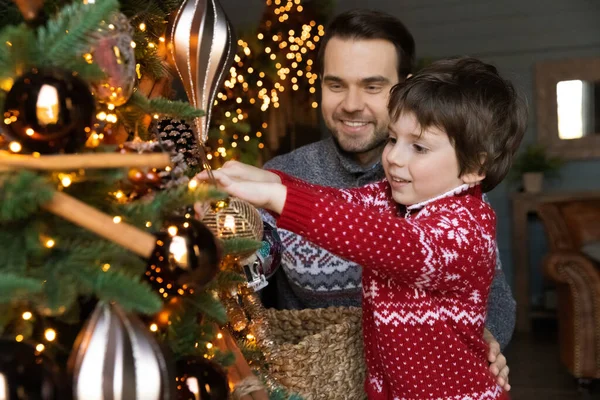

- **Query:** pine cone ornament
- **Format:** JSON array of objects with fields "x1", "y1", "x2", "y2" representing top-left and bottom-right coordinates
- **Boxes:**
[{"x1": 156, "y1": 118, "x2": 201, "y2": 169}]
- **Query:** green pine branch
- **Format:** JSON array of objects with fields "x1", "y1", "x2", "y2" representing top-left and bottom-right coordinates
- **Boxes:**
[
  {"x1": 221, "y1": 237, "x2": 262, "y2": 257},
  {"x1": 37, "y1": 0, "x2": 120, "y2": 68},
  {"x1": 0, "y1": 25, "x2": 39, "y2": 79},
  {"x1": 185, "y1": 291, "x2": 227, "y2": 324},
  {"x1": 63, "y1": 58, "x2": 106, "y2": 82},
  {"x1": 204, "y1": 270, "x2": 246, "y2": 292},
  {"x1": 0, "y1": 221, "x2": 46, "y2": 272},
  {"x1": 118, "y1": 183, "x2": 226, "y2": 229},
  {"x1": 73, "y1": 267, "x2": 162, "y2": 315},
  {"x1": 164, "y1": 307, "x2": 212, "y2": 358},
  {"x1": 126, "y1": 92, "x2": 205, "y2": 120},
  {"x1": 37, "y1": 261, "x2": 80, "y2": 315},
  {"x1": 0, "y1": 171, "x2": 55, "y2": 222},
  {"x1": 0, "y1": 273, "x2": 43, "y2": 303}
]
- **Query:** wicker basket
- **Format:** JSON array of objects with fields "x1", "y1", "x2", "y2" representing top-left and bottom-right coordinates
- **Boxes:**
[{"x1": 263, "y1": 306, "x2": 366, "y2": 400}]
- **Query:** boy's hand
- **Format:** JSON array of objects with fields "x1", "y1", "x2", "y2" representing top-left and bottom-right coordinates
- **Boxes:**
[
  {"x1": 196, "y1": 160, "x2": 281, "y2": 184},
  {"x1": 484, "y1": 328, "x2": 511, "y2": 391},
  {"x1": 195, "y1": 166, "x2": 286, "y2": 214}
]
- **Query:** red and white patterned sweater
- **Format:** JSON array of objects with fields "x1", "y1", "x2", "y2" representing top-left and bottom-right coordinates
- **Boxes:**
[{"x1": 271, "y1": 171, "x2": 508, "y2": 400}]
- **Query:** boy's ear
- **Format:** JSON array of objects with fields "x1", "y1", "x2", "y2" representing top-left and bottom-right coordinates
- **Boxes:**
[
  {"x1": 461, "y1": 152, "x2": 486, "y2": 184},
  {"x1": 461, "y1": 171, "x2": 486, "y2": 185}
]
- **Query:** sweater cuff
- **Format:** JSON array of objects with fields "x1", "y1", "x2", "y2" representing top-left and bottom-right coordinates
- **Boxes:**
[
  {"x1": 267, "y1": 169, "x2": 309, "y2": 189},
  {"x1": 277, "y1": 185, "x2": 319, "y2": 236},
  {"x1": 267, "y1": 169, "x2": 293, "y2": 185}
]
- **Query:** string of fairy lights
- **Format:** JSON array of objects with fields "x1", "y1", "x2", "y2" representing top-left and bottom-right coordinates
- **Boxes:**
[{"x1": 207, "y1": 0, "x2": 325, "y2": 162}]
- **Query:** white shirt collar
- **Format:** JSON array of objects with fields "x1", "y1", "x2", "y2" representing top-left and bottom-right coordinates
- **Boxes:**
[{"x1": 406, "y1": 183, "x2": 479, "y2": 212}]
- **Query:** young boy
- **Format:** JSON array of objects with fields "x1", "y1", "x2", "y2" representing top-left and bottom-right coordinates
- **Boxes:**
[{"x1": 196, "y1": 57, "x2": 526, "y2": 399}]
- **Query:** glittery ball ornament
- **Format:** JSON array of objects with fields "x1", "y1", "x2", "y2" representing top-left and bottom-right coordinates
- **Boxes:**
[
  {"x1": 1, "y1": 68, "x2": 95, "y2": 154},
  {"x1": 200, "y1": 197, "x2": 264, "y2": 259}
]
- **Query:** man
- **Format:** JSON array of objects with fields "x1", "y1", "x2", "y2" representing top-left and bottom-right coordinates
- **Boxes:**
[{"x1": 261, "y1": 9, "x2": 514, "y2": 389}]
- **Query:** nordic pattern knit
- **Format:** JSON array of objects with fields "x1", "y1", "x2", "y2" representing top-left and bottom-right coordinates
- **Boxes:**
[
  {"x1": 273, "y1": 172, "x2": 509, "y2": 400},
  {"x1": 263, "y1": 137, "x2": 516, "y2": 350}
]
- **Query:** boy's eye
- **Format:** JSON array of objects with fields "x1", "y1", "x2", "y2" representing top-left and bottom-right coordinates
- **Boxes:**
[
  {"x1": 387, "y1": 137, "x2": 397, "y2": 144},
  {"x1": 412, "y1": 144, "x2": 428, "y2": 153}
]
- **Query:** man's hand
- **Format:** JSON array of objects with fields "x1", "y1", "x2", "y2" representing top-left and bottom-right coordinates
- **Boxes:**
[
  {"x1": 484, "y1": 328, "x2": 511, "y2": 391},
  {"x1": 194, "y1": 163, "x2": 287, "y2": 213}
]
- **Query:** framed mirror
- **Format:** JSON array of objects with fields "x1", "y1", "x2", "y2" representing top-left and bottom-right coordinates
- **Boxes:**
[{"x1": 535, "y1": 57, "x2": 600, "y2": 160}]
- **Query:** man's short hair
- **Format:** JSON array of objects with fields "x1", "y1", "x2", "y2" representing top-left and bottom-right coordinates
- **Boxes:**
[
  {"x1": 388, "y1": 57, "x2": 528, "y2": 192},
  {"x1": 317, "y1": 9, "x2": 416, "y2": 80}
]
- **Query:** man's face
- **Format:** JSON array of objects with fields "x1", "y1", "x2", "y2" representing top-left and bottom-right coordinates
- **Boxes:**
[{"x1": 320, "y1": 37, "x2": 399, "y2": 156}]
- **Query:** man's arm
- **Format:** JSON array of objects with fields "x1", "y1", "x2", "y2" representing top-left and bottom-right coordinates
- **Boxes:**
[{"x1": 485, "y1": 265, "x2": 516, "y2": 350}]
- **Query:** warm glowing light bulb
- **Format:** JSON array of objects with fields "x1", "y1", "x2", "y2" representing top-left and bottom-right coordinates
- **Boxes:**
[
  {"x1": 22, "y1": 312, "x2": 32, "y2": 320},
  {"x1": 188, "y1": 179, "x2": 199, "y2": 190},
  {"x1": 61, "y1": 176, "x2": 72, "y2": 187},
  {"x1": 36, "y1": 344, "x2": 45, "y2": 352},
  {"x1": 44, "y1": 329, "x2": 57, "y2": 342},
  {"x1": 206, "y1": 342, "x2": 213, "y2": 349},
  {"x1": 45, "y1": 239, "x2": 55, "y2": 248},
  {"x1": 113, "y1": 216, "x2": 122, "y2": 224},
  {"x1": 9, "y1": 141, "x2": 22, "y2": 153},
  {"x1": 150, "y1": 323, "x2": 158, "y2": 332}
]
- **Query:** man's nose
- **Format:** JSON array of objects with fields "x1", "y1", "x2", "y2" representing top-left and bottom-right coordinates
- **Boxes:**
[{"x1": 341, "y1": 88, "x2": 365, "y2": 113}]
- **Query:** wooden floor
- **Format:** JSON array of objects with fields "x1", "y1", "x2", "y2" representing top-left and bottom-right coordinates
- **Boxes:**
[{"x1": 505, "y1": 319, "x2": 600, "y2": 400}]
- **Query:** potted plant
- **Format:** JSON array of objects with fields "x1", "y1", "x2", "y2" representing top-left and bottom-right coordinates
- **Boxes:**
[{"x1": 510, "y1": 144, "x2": 563, "y2": 193}]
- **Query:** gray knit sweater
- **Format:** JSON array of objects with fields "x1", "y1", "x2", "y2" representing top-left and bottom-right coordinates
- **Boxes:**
[{"x1": 262, "y1": 137, "x2": 516, "y2": 349}]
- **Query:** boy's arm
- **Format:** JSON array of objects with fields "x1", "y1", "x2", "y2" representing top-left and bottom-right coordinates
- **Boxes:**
[
  {"x1": 270, "y1": 170, "x2": 399, "y2": 213},
  {"x1": 277, "y1": 184, "x2": 496, "y2": 291}
]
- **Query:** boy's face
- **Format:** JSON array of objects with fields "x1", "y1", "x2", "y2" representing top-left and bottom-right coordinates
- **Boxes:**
[
  {"x1": 382, "y1": 112, "x2": 484, "y2": 206},
  {"x1": 320, "y1": 37, "x2": 399, "y2": 161}
]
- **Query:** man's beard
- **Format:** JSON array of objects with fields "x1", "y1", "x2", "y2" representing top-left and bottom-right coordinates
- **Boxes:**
[{"x1": 330, "y1": 127, "x2": 388, "y2": 155}]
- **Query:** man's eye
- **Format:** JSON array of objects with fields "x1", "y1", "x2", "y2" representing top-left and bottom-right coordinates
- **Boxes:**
[{"x1": 366, "y1": 86, "x2": 383, "y2": 93}]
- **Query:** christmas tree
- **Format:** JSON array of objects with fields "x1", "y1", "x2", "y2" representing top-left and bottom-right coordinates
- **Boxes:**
[{"x1": 0, "y1": 0, "x2": 302, "y2": 398}]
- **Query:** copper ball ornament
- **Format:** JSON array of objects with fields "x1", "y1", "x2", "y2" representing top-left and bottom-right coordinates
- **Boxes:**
[
  {"x1": 146, "y1": 216, "x2": 221, "y2": 298},
  {"x1": 0, "y1": 339, "x2": 64, "y2": 399},
  {"x1": 175, "y1": 356, "x2": 228, "y2": 400}
]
